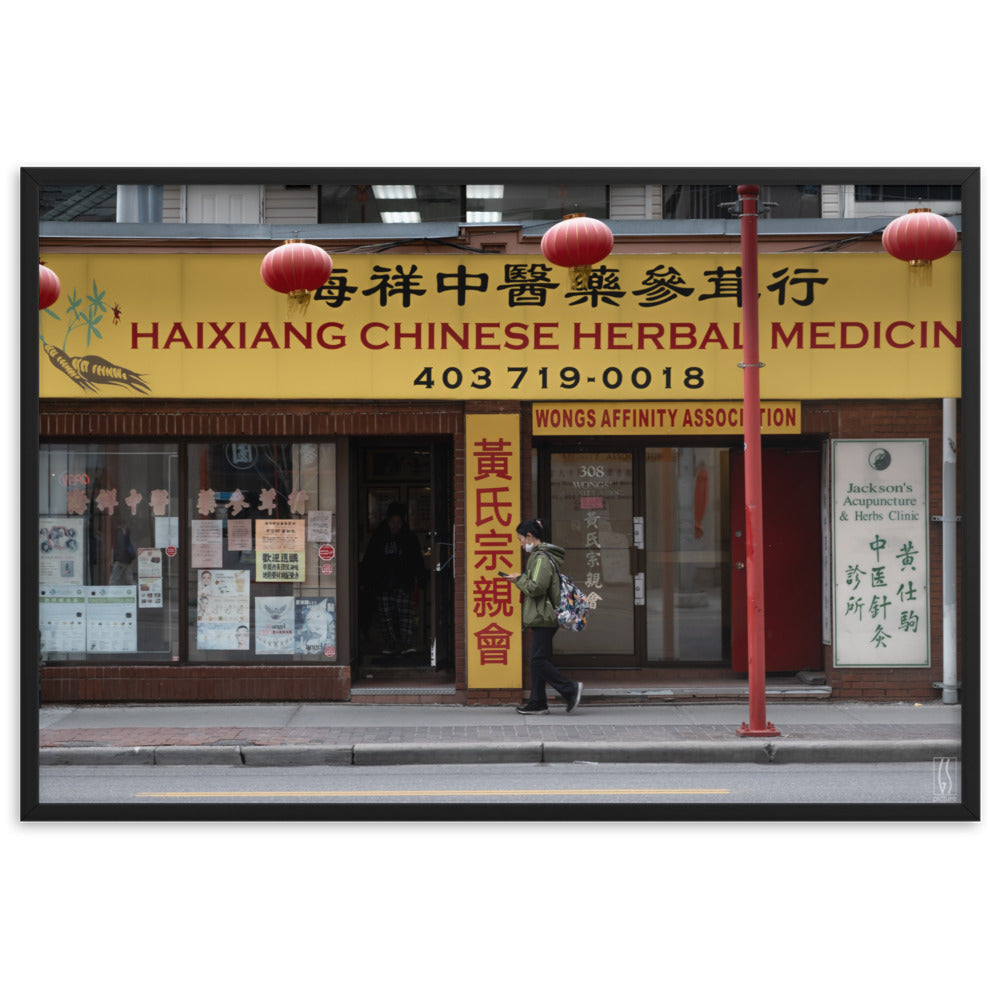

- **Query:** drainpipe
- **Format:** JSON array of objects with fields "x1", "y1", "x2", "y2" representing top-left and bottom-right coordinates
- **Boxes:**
[{"x1": 940, "y1": 398, "x2": 959, "y2": 704}]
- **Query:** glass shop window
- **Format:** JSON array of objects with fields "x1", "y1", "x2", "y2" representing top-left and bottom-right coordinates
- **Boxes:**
[
  {"x1": 38, "y1": 443, "x2": 180, "y2": 662},
  {"x1": 187, "y1": 442, "x2": 337, "y2": 662},
  {"x1": 644, "y1": 446, "x2": 729, "y2": 662}
]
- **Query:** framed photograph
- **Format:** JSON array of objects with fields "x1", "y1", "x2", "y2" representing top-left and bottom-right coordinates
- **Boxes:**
[{"x1": 22, "y1": 164, "x2": 980, "y2": 827}]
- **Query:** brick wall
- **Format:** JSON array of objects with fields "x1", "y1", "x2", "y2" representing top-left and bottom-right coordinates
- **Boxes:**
[
  {"x1": 40, "y1": 399, "x2": 465, "y2": 439},
  {"x1": 40, "y1": 665, "x2": 350, "y2": 702}
]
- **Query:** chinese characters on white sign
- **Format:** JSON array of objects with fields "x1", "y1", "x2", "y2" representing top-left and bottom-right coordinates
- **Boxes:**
[{"x1": 833, "y1": 440, "x2": 929, "y2": 667}]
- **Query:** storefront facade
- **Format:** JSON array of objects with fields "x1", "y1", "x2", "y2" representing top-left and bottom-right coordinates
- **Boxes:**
[{"x1": 36, "y1": 222, "x2": 962, "y2": 704}]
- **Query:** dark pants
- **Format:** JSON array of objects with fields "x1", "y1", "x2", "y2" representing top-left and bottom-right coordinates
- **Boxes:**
[
  {"x1": 528, "y1": 627, "x2": 577, "y2": 706},
  {"x1": 376, "y1": 588, "x2": 413, "y2": 649}
]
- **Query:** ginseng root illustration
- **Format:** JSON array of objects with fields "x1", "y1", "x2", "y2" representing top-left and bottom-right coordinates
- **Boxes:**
[{"x1": 42, "y1": 341, "x2": 150, "y2": 394}]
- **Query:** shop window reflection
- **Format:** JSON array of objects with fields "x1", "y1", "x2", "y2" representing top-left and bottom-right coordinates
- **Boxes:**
[
  {"x1": 187, "y1": 442, "x2": 337, "y2": 662},
  {"x1": 38, "y1": 443, "x2": 179, "y2": 662},
  {"x1": 645, "y1": 447, "x2": 729, "y2": 662}
]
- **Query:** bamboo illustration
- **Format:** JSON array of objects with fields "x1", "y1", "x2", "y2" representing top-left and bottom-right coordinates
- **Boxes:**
[{"x1": 40, "y1": 279, "x2": 151, "y2": 394}]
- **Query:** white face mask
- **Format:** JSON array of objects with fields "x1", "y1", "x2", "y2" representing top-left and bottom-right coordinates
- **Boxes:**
[{"x1": 524, "y1": 541, "x2": 537, "y2": 552}]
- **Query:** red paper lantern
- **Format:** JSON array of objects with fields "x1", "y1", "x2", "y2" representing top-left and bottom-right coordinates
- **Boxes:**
[
  {"x1": 882, "y1": 207, "x2": 957, "y2": 285},
  {"x1": 541, "y1": 214, "x2": 614, "y2": 286},
  {"x1": 261, "y1": 239, "x2": 333, "y2": 310},
  {"x1": 39, "y1": 264, "x2": 60, "y2": 310}
]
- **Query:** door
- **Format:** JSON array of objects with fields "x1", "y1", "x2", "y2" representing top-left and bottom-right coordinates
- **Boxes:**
[
  {"x1": 548, "y1": 451, "x2": 638, "y2": 665},
  {"x1": 644, "y1": 446, "x2": 730, "y2": 665},
  {"x1": 730, "y1": 448, "x2": 823, "y2": 672},
  {"x1": 355, "y1": 440, "x2": 453, "y2": 675},
  {"x1": 546, "y1": 446, "x2": 733, "y2": 670}
]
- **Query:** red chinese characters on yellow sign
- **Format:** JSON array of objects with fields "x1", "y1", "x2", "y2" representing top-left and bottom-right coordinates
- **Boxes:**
[{"x1": 466, "y1": 414, "x2": 522, "y2": 688}]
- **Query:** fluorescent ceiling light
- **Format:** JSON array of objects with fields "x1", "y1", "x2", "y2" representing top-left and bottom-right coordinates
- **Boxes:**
[
  {"x1": 372, "y1": 185, "x2": 417, "y2": 199},
  {"x1": 466, "y1": 211, "x2": 502, "y2": 223},
  {"x1": 466, "y1": 185, "x2": 504, "y2": 199},
  {"x1": 380, "y1": 211, "x2": 422, "y2": 223}
]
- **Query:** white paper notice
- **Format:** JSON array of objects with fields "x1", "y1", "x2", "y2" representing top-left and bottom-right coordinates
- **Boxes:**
[{"x1": 191, "y1": 519, "x2": 223, "y2": 568}]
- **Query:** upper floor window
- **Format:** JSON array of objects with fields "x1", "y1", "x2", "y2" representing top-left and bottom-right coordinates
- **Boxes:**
[
  {"x1": 40, "y1": 185, "x2": 118, "y2": 222},
  {"x1": 661, "y1": 184, "x2": 821, "y2": 219},
  {"x1": 40, "y1": 185, "x2": 163, "y2": 222},
  {"x1": 855, "y1": 184, "x2": 961, "y2": 202},
  {"x1": 318, "y1": 183, "x2": 608, "y2": 224}
]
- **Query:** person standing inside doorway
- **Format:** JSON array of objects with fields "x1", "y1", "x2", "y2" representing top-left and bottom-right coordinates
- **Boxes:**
[
  {"x1": 500, "y1": 517, "x2": 583, "y2": 715},
  {"x1": 361, "y1": 502, "x2": 426, "y2": 656}
]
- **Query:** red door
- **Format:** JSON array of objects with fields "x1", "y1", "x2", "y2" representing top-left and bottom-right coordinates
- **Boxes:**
[{"x1": 730, "y1": 448, "x2": 823, "y2": 673}]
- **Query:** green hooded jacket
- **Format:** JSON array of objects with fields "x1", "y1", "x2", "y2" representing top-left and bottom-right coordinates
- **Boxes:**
[{"x1": 513, "y1": 542, "x2": 564, "y2": 629}]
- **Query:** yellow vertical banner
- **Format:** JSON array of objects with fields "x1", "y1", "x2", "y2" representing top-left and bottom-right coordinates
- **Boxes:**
[{"x1": 465, "y1": 414, "x2": 522, "y2": 689}]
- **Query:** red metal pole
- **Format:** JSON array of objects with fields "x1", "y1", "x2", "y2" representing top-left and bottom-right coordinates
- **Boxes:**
[{"x1": 737, "y1": 184, "x2": 779, "y2": 737}]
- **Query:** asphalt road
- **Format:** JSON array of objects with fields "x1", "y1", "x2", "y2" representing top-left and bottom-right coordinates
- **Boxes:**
[{"x1": 38, "y1": 760, "x2": 960, "y2": 807}]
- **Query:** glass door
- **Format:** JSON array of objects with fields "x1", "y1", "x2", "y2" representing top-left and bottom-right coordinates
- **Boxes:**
[
  {"x1": 545, "y1": 445, "x2": 731, "y2": 670},
  {"x1": 644, "y1": 447, "x2": 730, "y2": 665},
  {"x1": 549, "y1": 452, "x2": 637, "y2": 661}
]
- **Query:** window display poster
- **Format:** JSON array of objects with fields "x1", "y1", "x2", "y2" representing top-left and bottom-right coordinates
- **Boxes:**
[
  {"x1": 258, "y1": 519, "x2": 306, "y2": 551},
  {"x1": 307, "y1": 510, "x2": 333, "y2": 543},
  {"x1": 39, "y1": 585, "x2": 87, "y2": 653},
  {"x1": 255, "y1": 596, "x2": 295, "y2": 654},
  {"x1": 39, "y1": 516, "x2": 84, "y2": 585},
  {"x1": 228, "y1": 519, "x2": 252, "y2": 552},
  {"x1": 155, "y1": 516, "x2": 179, "y2": 549},
  {"x1": 196, "y1": 569, "x2": 250, "y2": 649},
  {"x1": 137, "y1": 548, "x2": 163, "y2": 608},
  {"x1": 256, "y1": 550, "x2": 305, "y2": 582},
  {"x1": 832, "y1": 439, "x2": 930, "y2": 667},
  {"x1": 85, "y1": 586, "x2": 138, "y2": 652},
  {"x1": 295, "y1": 597, "x2": 336, "y2": 656},
  {"x1": 256, "y1": 519, "x2": 306, "y2": 582},
  {"x1": 191, "y1": 519, "x2": 223, "y2": 568}
]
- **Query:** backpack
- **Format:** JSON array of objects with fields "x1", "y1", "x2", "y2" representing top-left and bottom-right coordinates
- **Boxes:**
[{"x1": 541, "y1": 551, "x2": 590, "y2": 632}]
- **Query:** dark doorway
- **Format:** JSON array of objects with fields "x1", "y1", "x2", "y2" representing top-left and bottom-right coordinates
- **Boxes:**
[
  {"x1": 730, "y1": 447, "x2": 823, "y2": 673},
  {"x1": 354, "y1": 439, "x2": 454, "y2": 682}
]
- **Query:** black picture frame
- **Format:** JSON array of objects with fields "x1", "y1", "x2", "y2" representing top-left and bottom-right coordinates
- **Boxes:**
[{"x1": 21, "y1": 165, "x2": 981, "y2": 823}]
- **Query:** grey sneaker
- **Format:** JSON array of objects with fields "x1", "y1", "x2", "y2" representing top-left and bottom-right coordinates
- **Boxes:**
[
  {"x1": 566, "y1": 682, "x2": 584, "y2": 713},
  {"x1": 516, "y1": 702, "x2": 550, "y2": 715}
]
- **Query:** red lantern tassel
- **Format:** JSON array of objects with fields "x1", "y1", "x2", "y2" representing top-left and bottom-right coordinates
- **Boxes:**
[
  {"x1": 569, "y1": 264, "x2": 592, "y2": 291},
  {"x1": 908, "y1": 260, "x2": 933, "y2": 288},
  {"x1": 285, "y1": 289, "x2": 314, "y2": 314}
]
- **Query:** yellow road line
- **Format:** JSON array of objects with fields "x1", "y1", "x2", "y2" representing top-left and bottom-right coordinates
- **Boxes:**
[{"x1": 136, "y1": 788, "x2": 730, "y2": 799}]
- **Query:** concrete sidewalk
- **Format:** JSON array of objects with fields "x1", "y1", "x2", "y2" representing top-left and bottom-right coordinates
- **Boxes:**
[{"x1": 36, "y1": 699, "x2": 964, "y2": 766}]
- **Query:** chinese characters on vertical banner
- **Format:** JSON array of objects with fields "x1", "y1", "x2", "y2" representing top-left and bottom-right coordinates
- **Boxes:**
[
  {"x1": 466, "y1": 414, "x2": 522, "y2": 688},
  {"x1": 833, "y1": 440, "x2": 930, "y2": 667}
]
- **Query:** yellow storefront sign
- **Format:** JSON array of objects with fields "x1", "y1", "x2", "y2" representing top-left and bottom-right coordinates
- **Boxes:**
[
  {"x1": 38, "y1": 252, "x2": 961, "y2": 400},
  {"x1": 465, "y1": 414, "x2": 522, "y2": 689},
  {"x1": 533, "y1": 401, "x2": 802, "y2": 435}
]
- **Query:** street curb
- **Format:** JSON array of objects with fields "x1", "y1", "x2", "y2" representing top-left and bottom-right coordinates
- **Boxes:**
[
  {"x1": 353, "y1": 741, "x2": 543, "y2": 766},
  {"x1": 542, "y1": 741, "x2": 769, "y2": 764},
  {"x1": 242, "y1": 744, "x2": 353, "y2": 767},
  {"x1": 39, "y1": 746, "x2": 157, "y2": 766},
  {"x1": 153, "y1": 745, "x2": 243, "y2": 766},
  {"x1": 37, "y1": 739, "x2": 961, "y2": 766},
  {"x1": 763, "y1": 739, "x2": 961, "y2": 764}
]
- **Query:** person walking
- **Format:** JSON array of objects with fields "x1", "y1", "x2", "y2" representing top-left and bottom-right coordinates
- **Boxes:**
[{"x1": 500, "y1": 517, "x2": 583, "y2": 715}]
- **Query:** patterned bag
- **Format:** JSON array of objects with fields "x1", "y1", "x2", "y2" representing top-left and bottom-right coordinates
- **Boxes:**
[{"x1": 541, "y1": 552, "x2": 590, "y2": 632}]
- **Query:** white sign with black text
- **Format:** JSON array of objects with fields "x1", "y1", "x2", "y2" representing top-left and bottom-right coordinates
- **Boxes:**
[{"x1": 832, "y1": 439, "x2": 929, "y2": 667}]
